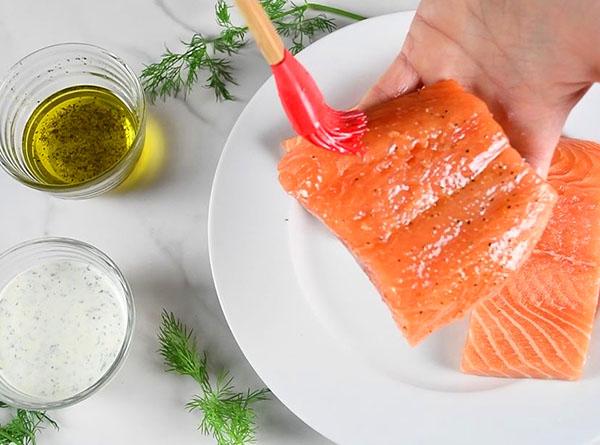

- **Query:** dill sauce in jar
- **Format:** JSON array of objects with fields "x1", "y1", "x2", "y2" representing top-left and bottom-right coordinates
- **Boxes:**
[
  {"x1": 0, "y1": 238, "x2": 134, "y2": 409},
  {"x1": 0, "y1": 43, "x2": 146, "y2": 198}
]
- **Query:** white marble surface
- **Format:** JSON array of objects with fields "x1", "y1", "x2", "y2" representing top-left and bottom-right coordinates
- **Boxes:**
[{"x1": 0, "y1": 1, "x2": 417, "y2": 443}]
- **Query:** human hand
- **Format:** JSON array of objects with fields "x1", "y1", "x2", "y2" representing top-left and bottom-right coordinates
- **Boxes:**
[{"x1": 360, "y1": 0, "x2": 600, "y2": 176}]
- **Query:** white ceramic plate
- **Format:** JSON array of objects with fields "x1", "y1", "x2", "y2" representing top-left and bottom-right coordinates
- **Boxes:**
[{"x1": 209, "y1": 11, "x2": 600, "y2": 445}]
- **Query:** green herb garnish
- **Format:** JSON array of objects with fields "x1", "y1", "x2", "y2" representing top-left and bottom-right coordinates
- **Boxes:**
[
  {"x1": 141, "y1": 0, "x2": 366, "y2": 102},
  {"x1": 158, "y1": 311, "x2": 269, "y2": 445},
  {"x1": 0, "y1": 402, "x2": 57, "y2": 445}
]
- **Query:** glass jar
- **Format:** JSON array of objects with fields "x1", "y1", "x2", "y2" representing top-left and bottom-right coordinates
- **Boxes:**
[
  {"x1": 0, "y1": 237, "x2": 135, "y2": 409},
  {"x1": 0, "y1": 43, "x2": 146, "y2": 199}
]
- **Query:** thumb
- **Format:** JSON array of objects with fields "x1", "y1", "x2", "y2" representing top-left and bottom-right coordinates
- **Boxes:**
[
  {"x1": 508, "y1": 129, "x2": 558, "y2": 179},
  {"x1": 358, "y1": 52, "x2": 420, "y2": 110},
  {"x1": 495, "y1": 107, "x2": 566, "y2": 178}
]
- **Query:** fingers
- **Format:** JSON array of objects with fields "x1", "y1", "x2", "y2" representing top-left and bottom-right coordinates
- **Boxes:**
[
  {"x1": 493, "y1": 101, "x2": 575, "y2": 178},
  {"x1": 508, "y1": 131, "x2": 558, "y2": 178},
  {"x1": 497, "y1": 109, "x2": 563, "y2": 178},
  {"x1": 358, "y1": 52, "x2": 421, "y2": 110}
]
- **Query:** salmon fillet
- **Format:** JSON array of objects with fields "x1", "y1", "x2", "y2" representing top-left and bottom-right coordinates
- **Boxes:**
[
  {"x1": 278, "y1": 80, "x2": 557, "y2": 345},
  {"x1": 462, "y1": 138, "x2": 600, "y2": 380}
]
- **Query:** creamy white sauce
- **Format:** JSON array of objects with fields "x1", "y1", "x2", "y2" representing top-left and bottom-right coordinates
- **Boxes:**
[{"x1": 0, "y1": 260, "x2": 127, "y2": 401}]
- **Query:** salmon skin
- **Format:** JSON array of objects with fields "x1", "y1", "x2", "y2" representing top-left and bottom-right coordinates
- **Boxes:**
[
  {"x1": 278, "y1": 80, "x2": 557, "y2": 345},
  {"x1": 462, "y1": 138, "x2": 600, "y2": 380}
]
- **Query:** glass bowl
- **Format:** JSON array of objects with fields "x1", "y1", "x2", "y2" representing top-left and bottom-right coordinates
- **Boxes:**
[
  {"x1": 0, "y1": 43, "x2": 146, "y2": 199},
  {"x1": 0, "y1": 237, "x2": 135, "y2": 410}
]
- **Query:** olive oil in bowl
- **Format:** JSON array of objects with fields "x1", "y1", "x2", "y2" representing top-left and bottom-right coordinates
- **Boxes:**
[
  {"x1": 0, "y1": 43, "x2": 146, "y2": 198},
  {"x1": 23, "y1": 85, "x2": 138, "y2": 186}
]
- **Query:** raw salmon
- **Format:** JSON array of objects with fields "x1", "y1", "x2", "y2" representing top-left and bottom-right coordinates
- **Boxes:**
[
  {"x1": 462, "y1": 138, "x2": 600, "y2": 380},
  {"x1": 278, "y1": 80, "x2": 557, "y2": 345}
]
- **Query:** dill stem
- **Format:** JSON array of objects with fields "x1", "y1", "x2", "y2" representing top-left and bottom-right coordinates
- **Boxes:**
[
  {"x1": 305, "y1": 3, "x2": 367, "y2": 21},
  {"x1": 271, "y1": 3, "x2": 366, "y2": 22},
  {"x1": 215, "y1": 3, "x2": 366, "y2": 43}
]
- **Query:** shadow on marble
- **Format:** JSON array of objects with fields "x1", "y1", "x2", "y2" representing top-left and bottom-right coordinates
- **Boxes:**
[
  {"x1": 258, "y1": 396, "x2": 333, "y2": 444},
  {"x1": 115, "y1": 115, "x2": 168, "y2": 194}
]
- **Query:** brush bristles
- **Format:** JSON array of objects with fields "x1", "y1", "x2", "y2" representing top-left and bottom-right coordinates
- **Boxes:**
[{"x1": 308, "y1": 107, "x2": 368, "y2": 154}]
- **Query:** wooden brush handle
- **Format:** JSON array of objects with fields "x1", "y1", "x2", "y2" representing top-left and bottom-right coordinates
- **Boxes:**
[{"x1": 234, "y1": 0, "x2": 285, "y2": 65}]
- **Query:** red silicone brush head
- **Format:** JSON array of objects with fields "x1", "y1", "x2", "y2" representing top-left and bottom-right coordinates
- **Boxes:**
[{"x1": 271, "y1": 50, "x2": 367, "y2": 154}]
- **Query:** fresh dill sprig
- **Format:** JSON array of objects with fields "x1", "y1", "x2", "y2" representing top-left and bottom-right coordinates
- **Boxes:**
[
  {"x1": 141, "y1": 1, "x2": 245, "y2": 102},
  {"x1": 0, "y1": 402, "x2": 58, "y2": 445},
  {"x1": 273, "y1": 4, "x2": 336, "y2": 55},
  {"x1": 158, "y1": 311, "x2": 269, "y2": 445},
  {"x1": 141, "y1": 0, "x2": 366, "y2": 102}
]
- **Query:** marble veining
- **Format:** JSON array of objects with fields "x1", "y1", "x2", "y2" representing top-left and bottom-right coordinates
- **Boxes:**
[{"x1": 153, "y1": 0, "x2": 197, "y2": 33}]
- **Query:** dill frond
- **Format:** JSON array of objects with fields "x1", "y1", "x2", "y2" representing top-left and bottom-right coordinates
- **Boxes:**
[
  {"x1": 158, "y1": 311, "x2": 269, "y2": 445},
  {"x1": 0, "y1": 403, "x2": 57, "y2": 445},
  {"x1": 142, "y1": 1, "x2": 365, "y2": 102}
]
